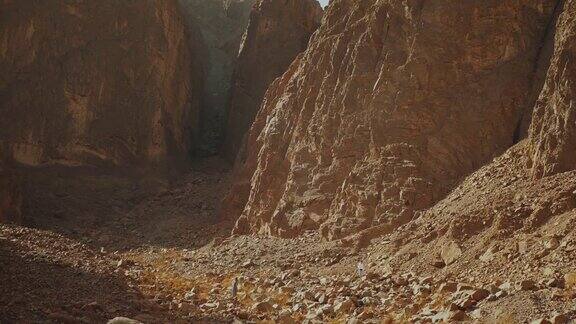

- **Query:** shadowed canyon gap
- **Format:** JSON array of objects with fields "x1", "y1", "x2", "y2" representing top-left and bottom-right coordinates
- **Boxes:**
[
  {"x1": 221, "y1": 0, "x2": 323, "y2": 161},
  {"x1": 1, "y1": 0, "x2": 576, "y2": 322},
  {"x1": 177, "y1": 0, "x2": 257, "y2": 154}
]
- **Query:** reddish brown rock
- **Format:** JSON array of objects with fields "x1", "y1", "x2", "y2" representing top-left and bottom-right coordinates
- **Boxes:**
[
  {"x1": 0, "y1": 0, "x2": 203, "y2": 166},
  {"x1": 224, "y1": 0, "x2": 559, "y2": 238},
  {"x1": 530, "y1": 0, "x2": 576, "y2": 178},
  {"x1": 221, "y1": 0, "x2": 323, "y2": 161}
]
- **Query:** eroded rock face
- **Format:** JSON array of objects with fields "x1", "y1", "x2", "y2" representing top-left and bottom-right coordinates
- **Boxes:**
[
  {"x1": 225, "y1": 0, "x2": 559, "y2": 239},
  {"x1": 530, "y1": 0, "x2": 576, "y2": 178},
  {"x1": 178, "y1": 0, "x2": 257, "y2": 154},
  {"x1": 0, "y1": 0, "x2": 202, "y2": 166},
  {"x1": 0, "y1": 163, "x2": 21, "y2": 224},
  {"x1": 221, "y1": 0, "x2": 323, "y2": 161}
]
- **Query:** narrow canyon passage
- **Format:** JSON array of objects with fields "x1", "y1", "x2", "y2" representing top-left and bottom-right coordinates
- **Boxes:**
[{"x1": 1, "y1": 0, "x2": 576, "y2": 323}]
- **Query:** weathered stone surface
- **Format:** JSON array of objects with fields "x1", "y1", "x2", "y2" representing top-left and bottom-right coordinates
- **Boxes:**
[
  {"x1": 530, "y1": 0, "x2": 576, "y2": 178},
  {"x1": 225, "y1": 0, "x2": 558, "y2": 238},
  {"x1": 0, "y1": 163, "x2": 21, "y2": 224},
  {"x1": 178, "y1": 0, "x2": 256, "y2": 154},
  {"x1": 0, "y1": 0, "x2": 202, "y2": 167},
  {"x1": 441, "y1": 241, "x2": 462, "y2": 266},
  {"x1": 221, "y1": 0, "x2": 323, "y2": 161}
]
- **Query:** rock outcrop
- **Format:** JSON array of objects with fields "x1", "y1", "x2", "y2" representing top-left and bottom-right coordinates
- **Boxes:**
[
  {"x1": 178, "y1": 0, "x2": 256, "y2": 154},
  {"x1": 221, "y1": 0, "x2": 323, "y2": 161},
  {"x1": 225, "y1": 0, "x2": 560, "y2": 239},
  {"x1": 0, "y1": 163, "x2": 21, "y2": 224},
  {"x1": 530, "y1": 0, "x2": 576, "y2": 178},
  {"x1": 379, "y1": 1, "x2": 576, "y2": 298},
  {"x1": 0, "y1": 0, "x2": 202, "y2": 167}
]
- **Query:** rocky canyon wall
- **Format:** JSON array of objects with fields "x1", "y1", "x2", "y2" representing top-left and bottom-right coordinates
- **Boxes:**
[
  {"x1": 389, "y1": 0, "x2": 576, "y2": 279},
  {"x1": 225, "y1": 0, "x2": 560, "y2": 239},
  {"x1": 178, "y1": 0, "x2": 256, "y2": 154},
  {"x1": 221, "y1": 0, "x2": 323, "y2": 161},
  {"x1": 530, "y1": 0, "x2": 576, "y2": 178},
  {"x1": 0, "y1": 0, "x2": 202, "y2": 167}
]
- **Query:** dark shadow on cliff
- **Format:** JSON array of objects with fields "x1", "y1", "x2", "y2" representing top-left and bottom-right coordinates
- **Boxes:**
[{"x1": 16, "y1": 157, "x2": 233, "y2": 252}]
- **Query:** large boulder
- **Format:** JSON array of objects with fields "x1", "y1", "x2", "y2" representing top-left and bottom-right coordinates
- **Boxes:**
[
  {"x1": 224, "y1": 0, "x2": 559, "y2": 239},
  {"x1": 221, "y1": 0, "x2": 323, "y2": 161},
  {"x1": 0, "y1": 0, "x2": 203, "y2": 167}
]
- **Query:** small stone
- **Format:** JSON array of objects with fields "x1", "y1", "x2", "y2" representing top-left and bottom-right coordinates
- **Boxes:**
[
  {"x1": 530, "y1": 319, "x2": 551, "y2": 324},
  {"x1": 518, "y1": 241, "x2": 530, "y2": 254},
  {"x1": 449, "y1": 310, "x2": 469, "y2": 321},
  {"x1": 479, "y1": 248, "x2": 495, "y2": 262},
  {"x1": 107, "y1": 317, "x2": 142, "y2": 324},
  {"x1": 360, "y1": 296, "x2": 373, "y2": 305},
  {"x1": 184, "y1": 289, "x2": 196, "y2": 300},
  {"x1": 470, "y1": 289, "x2": 490, "y2": 301},
  {"x1": 277, "y1": 313, "x2": 296, "y2": 324},
  {"x1": 498, "y1": 282, "x2": 512, "y2": 291},
  {"x1": 438, "y1": 282, "x2": 458, "y2": 293},
  {"x1": 517, "y1": 279, "x2": 537, "y2": 291},
  {"x1": 394, "y1": 277, "x2": 409, "y2": 286},
  {"x1": 546, "y1": 277, "x2": 564, "y2": 288},
  {"x1": 201, "y1": 302, "x2": 219, "y2": 309},
  {"x1": 544, "y1": 237, "x2": 560, "y2": 250},
  {"x1": 421, "y1": 276, "x2": 434, "y2": 285},
  {"x1": 551, "y1": 313, "x2": 569, "y2": 324},
  {"x1": 252, "y1": 301, "x2": 273, "y2": 313},
  {"x1": 441, "y1": 241, "x2": 462, "y2": 265},
  {"x1": 334, "y1": 299, "x2": 355, "y2": 313},
  {"x1": 316, "y1": 304, "x2": 333, "y2": 316},
  {"x1": 543, "y1": 267, "x2": 555, "y2": 276},
  {"x1": 452, "y1": 297, "x2": 475, "y2": 310},
  {"x1": 432, "y1": 259, "x2": 446, "y2": 268},
  {"x1": 457, "y1": 283, "x2": 474, "y2": 291},
  {"x1": 564, "y1": 272, "x2": 576, "y2": 289},
  {"x1": 292, "y1": 303, "x2": 302, "y2": 312},
  {"x1": 413, "y1": 285, "x2": 432, "y2": 296},
  {"x1": 357, "y1": 310, "x2": 373, "y2": 320}
]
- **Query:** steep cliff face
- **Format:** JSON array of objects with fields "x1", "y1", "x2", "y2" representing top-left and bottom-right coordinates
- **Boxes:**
[
  {"x1": 380, "y1": 0, "x2": 576, "y2": 292},
  {"x1": 225, "y1": 0, "x2": 560, "y2": 239},
  {"x1": 530, "y1": 0, "x2": 576, "y2": 178},
  {"x1": 178, "y1": 0, "x2": 256, "y2": 154},
  {"x1": 221, "y1": 0, "x2": 323, "y2": 161},
  {"x1": 0, "y1": 164, "x2": 21, "y2": 224},
  {"x1": 0, "y1": 0, "x2": 202, "y2": 167}
]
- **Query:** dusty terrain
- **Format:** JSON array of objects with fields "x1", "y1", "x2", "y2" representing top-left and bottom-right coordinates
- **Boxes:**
[
  {"x1": 1, "y1": 153, "x2": 575, "y2": 323},
  {"x1": 1, "y1": 0, "x2": 576, "y2": 323}
]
